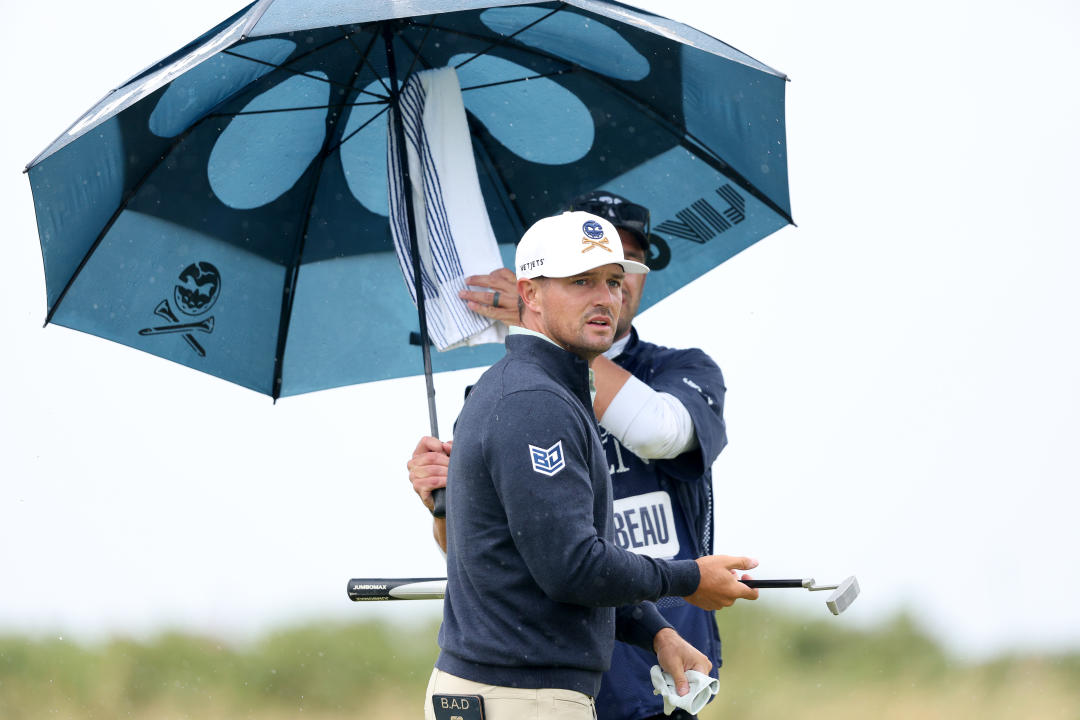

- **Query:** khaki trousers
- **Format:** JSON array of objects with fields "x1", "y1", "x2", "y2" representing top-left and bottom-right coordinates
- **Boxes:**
[{"x1": 423, "y1": 667, "x2": 597, "y2": 720}]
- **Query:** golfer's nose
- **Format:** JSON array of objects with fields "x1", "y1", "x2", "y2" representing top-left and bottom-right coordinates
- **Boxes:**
[{"x1": 590, "y1": 281, "x2": 620, "y2": 311}]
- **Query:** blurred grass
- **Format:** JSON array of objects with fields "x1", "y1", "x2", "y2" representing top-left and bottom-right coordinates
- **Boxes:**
[
  {"x1": 2, "y1": 607, "x2": 1077, "y2": 720},
  {"x1": 704, "y1": 605, "x2": 1080, "y2": 720}
]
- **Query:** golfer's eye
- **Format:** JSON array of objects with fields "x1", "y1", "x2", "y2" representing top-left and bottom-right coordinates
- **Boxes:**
[{"x1": 608, "y1": 279, "x2": 622, "y2": 289}]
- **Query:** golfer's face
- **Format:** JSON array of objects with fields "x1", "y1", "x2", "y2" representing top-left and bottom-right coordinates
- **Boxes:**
[{"x1": 540, "y1": 265, "x2": 623, "y2": 357}]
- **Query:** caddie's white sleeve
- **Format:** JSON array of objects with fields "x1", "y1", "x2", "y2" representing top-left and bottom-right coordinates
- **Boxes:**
[{"x1": 600, "y1": 375, "x2": 698, "y2": 459}]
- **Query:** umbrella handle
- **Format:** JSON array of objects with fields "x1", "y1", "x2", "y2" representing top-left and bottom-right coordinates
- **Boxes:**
[{"x1": 432, "y1": 488, "x2": 446, "y2": 518}]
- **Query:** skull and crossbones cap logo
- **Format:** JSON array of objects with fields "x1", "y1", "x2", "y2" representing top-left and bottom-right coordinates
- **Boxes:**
[{"x1": 515, "y1": 211, "x2": 649, "y2": 280}]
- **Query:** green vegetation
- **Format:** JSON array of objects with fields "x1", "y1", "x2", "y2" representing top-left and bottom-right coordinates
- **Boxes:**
[
  {"x1": 1, "y1": 608, "x2": 1077, "y2": 720},
  {"x1": 0, "y1": 622, "x2": 438, "y2": 719},
  {"x1": 706, "y1": 605, "x2": 1080, "y2": 720}
]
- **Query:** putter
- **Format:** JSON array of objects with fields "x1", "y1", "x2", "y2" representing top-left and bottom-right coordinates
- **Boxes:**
[
  {"x1": 347, "y1": 575, "x2": 860, "y2": 615},
  {"x1": 744, "y1": 576, "x2": 860, "y2": 615}
]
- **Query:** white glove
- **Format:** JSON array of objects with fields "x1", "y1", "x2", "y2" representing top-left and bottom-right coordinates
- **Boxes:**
[{"x1": 649, "y1": 664, "x2": 719, "y2": 715}]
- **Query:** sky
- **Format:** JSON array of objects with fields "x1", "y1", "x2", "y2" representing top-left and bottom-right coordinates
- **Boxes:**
[{"x1": 2, "y1": 0, "x2": 1079, "y2": 661}]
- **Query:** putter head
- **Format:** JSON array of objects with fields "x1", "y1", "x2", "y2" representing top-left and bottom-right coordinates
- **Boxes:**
[{"x1": 825, "y1": 576, "x2": 860, "y2": 615}]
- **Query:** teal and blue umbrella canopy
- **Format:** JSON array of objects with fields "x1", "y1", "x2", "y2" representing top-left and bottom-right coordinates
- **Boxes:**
[{"x1": 26, "y1": 0, "x2": 792, "y2": 400}]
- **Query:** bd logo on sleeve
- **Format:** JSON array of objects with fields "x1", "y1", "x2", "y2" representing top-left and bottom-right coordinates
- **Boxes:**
[{"x1": 528, "y1": 441, "x2": 565, "y2": 476}]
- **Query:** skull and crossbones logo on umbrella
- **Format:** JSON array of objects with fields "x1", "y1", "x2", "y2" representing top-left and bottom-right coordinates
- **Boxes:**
[{"x1": 138, "y1": 262, "x2": 220, "y2": 357}]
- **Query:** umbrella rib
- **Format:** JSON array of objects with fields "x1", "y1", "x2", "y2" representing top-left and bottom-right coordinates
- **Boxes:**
[
  {"x1": 671, "y1": 136, "x2": 793, "y2": 225},
  {"x1": 230, "y1": 28, "x2": 355, "y2": 76},
  {"x1": 270, "y1": 46, "x2": 374, "y2": 400},
  {"x1": 42, "y1": 34, "x2": 379, "y2": 326},
  {"x1": 43, "y1": 118, "x2": 213, "y2": 326},
  {"x1": 400, "y1": 18, "x2": 436, "y2": 87},
  {"x1": 394, "y1": 24, "x2": 439, "y2": 89},
  {"x1": 467, "y1": 118, "x2": 528, "y2": 238},
  {"x1": 325, "y1": 105, "x2": 389, "y2": 157},
  {"x1": 46, "y1": 26, "x2": 391, "y2": 332},
  {"x1": 412, "y1": 20, "x2": 793, "y2": 224},
  {"x1": 229, "y1": 27, "x2": 393, "y2": 153},
  {"x1": 460, "y1": 68, "x2": 571, "y2": 92},
  {"x1": 448, "y1": 4, "x2": 567, "y2": 71},
  {"x1": 343, "y1": 26, "x2": 392, "y2": 98},
  {"x1": 323, "y1": 26, "x2": 393, "y2": 157},
  {"x1": 210, "y1": 99, "x2": 386, "y2": 118},
  {"x1": 222, "y1": 49, "x2": 388, "y2": 100}
]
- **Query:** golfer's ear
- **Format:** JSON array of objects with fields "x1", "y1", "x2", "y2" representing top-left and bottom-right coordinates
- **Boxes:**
[{"x1": 518, "y1": 278, "x2": 541, "y2": 313}]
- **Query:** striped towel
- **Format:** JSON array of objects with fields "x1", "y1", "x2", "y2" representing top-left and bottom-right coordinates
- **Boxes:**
[{"x1": 387, "y1": 66, "x2": 506, "y2": 351}]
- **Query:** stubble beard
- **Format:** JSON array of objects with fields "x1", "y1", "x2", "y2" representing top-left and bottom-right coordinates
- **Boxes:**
[{"x1": 552, "y1": 312, "x2": 616, "y2": 360}]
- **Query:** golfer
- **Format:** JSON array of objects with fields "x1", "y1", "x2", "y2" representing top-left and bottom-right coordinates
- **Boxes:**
[
  {"x1": 414, "y1": 191, "x2": 732, "y2": 719},
  {"x1": 423, "y1": 211, "x2": 758, "y2": 720}
]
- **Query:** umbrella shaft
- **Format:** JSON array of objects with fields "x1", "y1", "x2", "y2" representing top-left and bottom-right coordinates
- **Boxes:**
[{"x1": 384, "y1": 22, "x2": 438, "y2": 437}]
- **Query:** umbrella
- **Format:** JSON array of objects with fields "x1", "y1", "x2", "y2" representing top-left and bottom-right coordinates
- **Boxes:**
[{"x1": 25, "y1": 0, "x2": 792, "y2": 427}]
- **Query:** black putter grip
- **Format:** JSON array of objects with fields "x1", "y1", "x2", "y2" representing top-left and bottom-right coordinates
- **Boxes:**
[
  {"x1": 743, "y1": 579, "x2": 805, "y2": 589},
  {"x1": 431, "y1": 487, "x2": 446, "y2": 518},
  {"x1": 347, "y1": 577, "x2": 444, "y2": 601}
]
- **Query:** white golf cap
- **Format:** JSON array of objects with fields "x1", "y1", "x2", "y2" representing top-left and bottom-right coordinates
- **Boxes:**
[{"x1": 515, "y1": 211, "x2": 650, "y2": 280}]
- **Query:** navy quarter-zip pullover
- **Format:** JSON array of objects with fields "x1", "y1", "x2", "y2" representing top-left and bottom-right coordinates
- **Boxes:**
[{"x1": 436, "y1": 334, "x2": 701, "y2": 697}]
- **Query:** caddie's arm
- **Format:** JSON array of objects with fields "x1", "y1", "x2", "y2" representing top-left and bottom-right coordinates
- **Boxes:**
[{"x1": 592, "y1": 355, "x2": 699, "y2": 459}]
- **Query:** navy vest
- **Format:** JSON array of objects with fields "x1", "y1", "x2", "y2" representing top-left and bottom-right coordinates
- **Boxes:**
[{"x1": 596, "y1": 328, "x2": 728, "y2": 720}]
